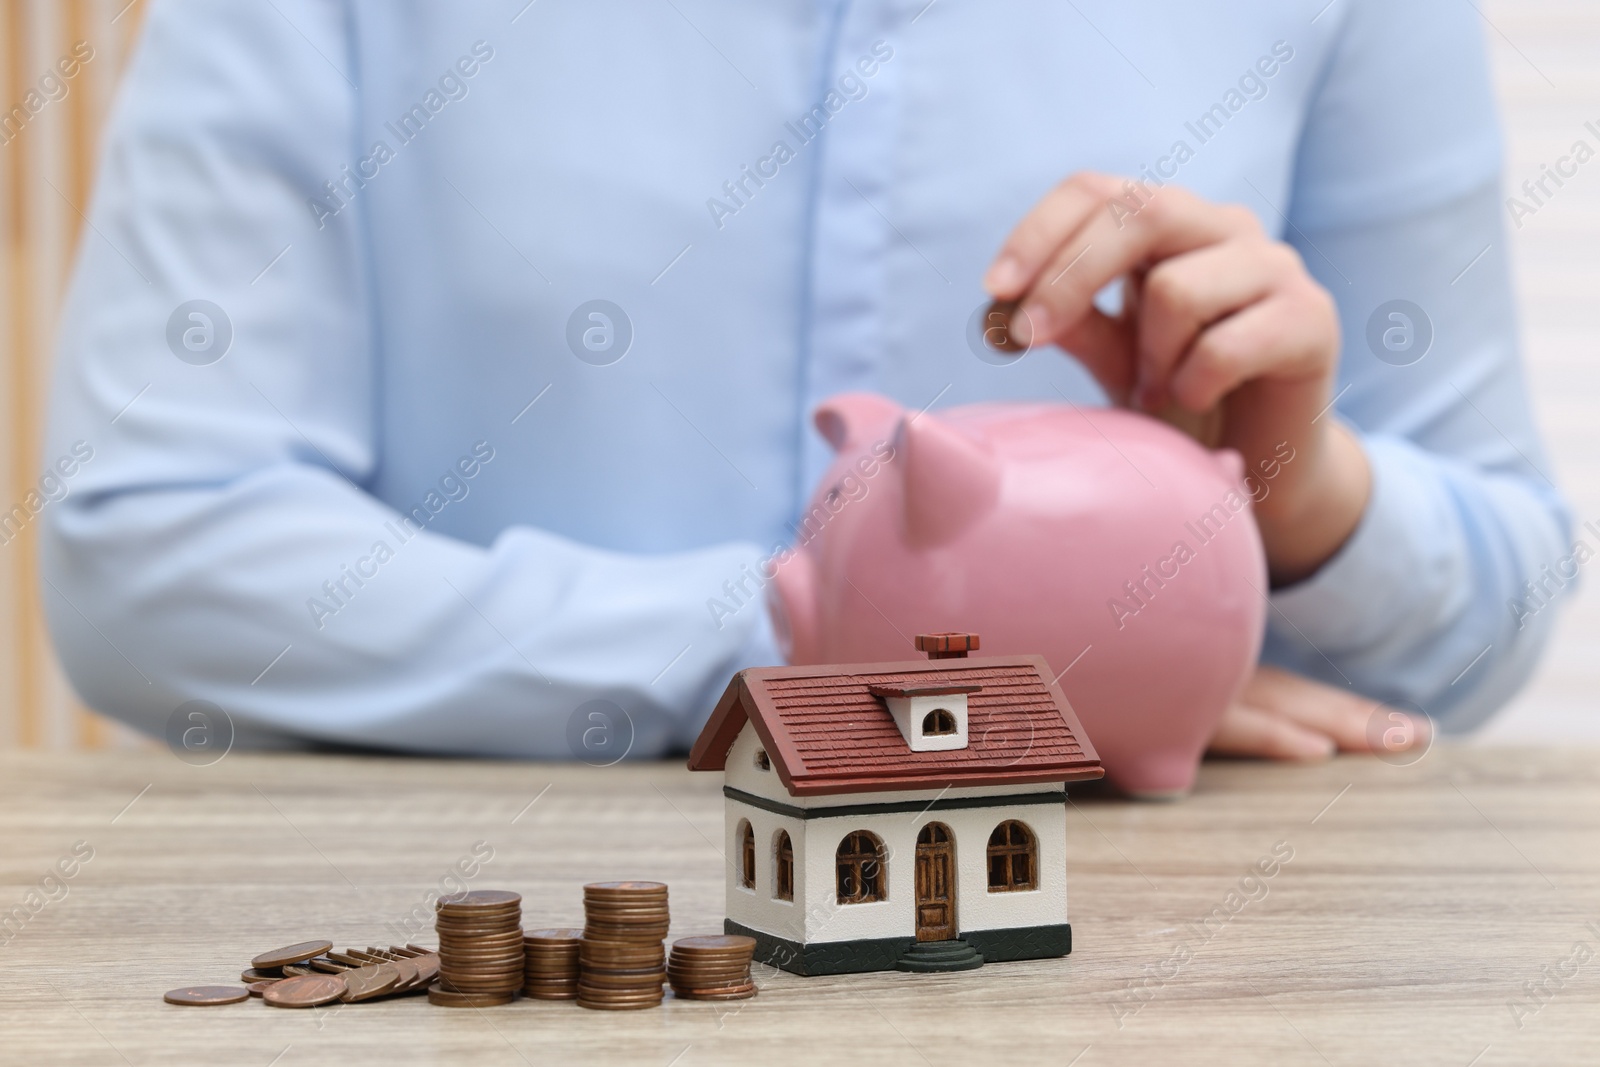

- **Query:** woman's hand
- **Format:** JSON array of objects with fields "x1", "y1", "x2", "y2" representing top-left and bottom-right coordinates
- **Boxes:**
[
  {"x1": 985, "y1": 172, "x2": 1370, "y2": 585},
  {"x1": 1208, "y1": 665, "x2": 1432, "y2": 761}
]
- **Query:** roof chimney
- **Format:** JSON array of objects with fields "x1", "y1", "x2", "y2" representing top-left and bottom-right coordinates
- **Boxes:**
[{"x1": 915, "y1": 632, "x2": 980, "y2": 660}]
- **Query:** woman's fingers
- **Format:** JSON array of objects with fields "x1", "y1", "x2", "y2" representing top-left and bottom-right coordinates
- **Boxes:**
[
  {"x1": 1133, "y1": 238, "x2": 1301, "y2": 408},
  {"x1": 1004, "y1": 181, "x2": 1256, "y2": 350},
  {"x1": 1240, "y1": 666, "x2": 1432, "y2": 754},
  {"x1": 1209, "y1": 700, "x2": 1337, "y2": 761},
  {"x1": 1168, "y1": 282, "x2": 1338, "y2": 413},
  {"x1": 983, "y1": 176, "x2": 1113, "y2": 300}
]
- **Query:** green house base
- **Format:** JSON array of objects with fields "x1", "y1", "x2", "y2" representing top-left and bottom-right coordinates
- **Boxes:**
[{"x1": 727, "y1": 919, "x2": 1072, "y2": 977}]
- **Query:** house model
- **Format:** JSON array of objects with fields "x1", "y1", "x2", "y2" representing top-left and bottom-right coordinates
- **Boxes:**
[{"x1": 687, "y1": 632, "x2": 1103, "y2": 975}]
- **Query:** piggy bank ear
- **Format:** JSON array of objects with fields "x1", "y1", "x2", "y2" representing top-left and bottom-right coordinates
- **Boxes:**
[
  {"x1": 814, "y1": 393, "x2": 905, "y2": 453},
  {"x1": 896, "y1": 411, "x2": 1002, "y2": 549}
]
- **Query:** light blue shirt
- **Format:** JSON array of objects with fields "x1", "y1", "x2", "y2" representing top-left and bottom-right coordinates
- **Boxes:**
[{"x1": 42, "y1": 0, "x2": 1571, "y2": 755}]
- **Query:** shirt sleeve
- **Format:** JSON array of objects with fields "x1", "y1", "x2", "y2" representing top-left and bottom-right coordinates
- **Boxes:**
[
  {"x1": 1263, "y1": 0, "x2": 1572, "y2": 730},
  {"x1": 39, "y1": 0, "x2": 780, "y2": 757}
]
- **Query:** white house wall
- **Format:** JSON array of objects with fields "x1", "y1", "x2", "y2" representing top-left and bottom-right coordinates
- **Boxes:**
[
  {"x1": 723, "y1": 798, "x2": 807, "y2": 943},
  {"x1": 799, "y1": 802, "x2": 1067, "y2": 944},
  {"x1": 721, "y1": 721, "x2": 1071, "y2": 946}
]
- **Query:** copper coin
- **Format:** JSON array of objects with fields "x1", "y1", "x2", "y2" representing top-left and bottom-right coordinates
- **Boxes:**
[
  {"x1": 669, "y1": 971, "x2": 754, "y2": 985},
  {"x1": 282, "y1": 965, "x2": 320, "y2": 977},
  {"x1": 438, "y1": 968, "x2": 520, "y2": 982},
  {"x1": 427, "y1": 983, "x2": 514, "y2": 1007},
  {"x1": 441, "y1": 951, "x2": 526, "y2": 964},
  {"x1": 580, "y1": 974, "x2": 664, "y2": 991},
  {"x1": 584, "y1": 881, "x2": 667, "y2": 894},
  {"x1": 341, "y1": 963, "x2": 401, "y2": 1002},
  {"x1": 263, "y1": 974, "x2": 347, "y2": 1008},
  {"x1": 436, "y1": 929, "x2": 523, "y2": 941},
  {"x1": 437, "y1": 929, "x2": 525, "y2": 943},
  {"x1": 581, "y1": 943, "x2": 665, "y2": 960},
  {"x1": 669, "y1": 967, "x2": 751, "y2": 983},
  {"x1": 252, "y1": 940, "x2": 334, "y2": 969},
  {"x1": 309, "y1": 958, "x2": 351, "y2": 973},
  {"x1": 411, "y1": 955, "x2": 441, "y2": 985},
  {"x1": 673, "y1": 935, "x2": 756, "y2": 954},
  {"x1": 388, "y1": 945, "x2": 426, "y2": 958},
  {"x1": 385, "y1": 958, "x2": 420, "y2": 992},
  {"x1": 525, "y1": 990, "x2": 579, "y2": 1000},
  {"x1": 328, "y1": 951, "x2": 367, "y2": 966},
  {"x1": 669, "y1": 950, "x2": 751, "y2": 964},
  {"x1": 981, "y1": 299, "x2": 1027, "y2": 353},
  {"x1": 239, "y1": 967, "x2": 283, "y2": 982},
  {"x1": 437, "y1": 889, "x2": 521, "y2": 908},
  {"x1": 672, "y1": 984, "x2": 757, "y2": 1000},
  {"x1": 436, "y1": 903, "x2": 521, "y2": 916},
  {"x1": 247, "y1": 981, "x2": 277, "y2": 997},
  {"x1": 164, "y1": 985, "x2": 250, "y2": 1006},
  {"x1": 438, "y1": 982, "x2": 520, "y2": 996},
  {"x1": 576, "y1": 997, "x2": 663, "y2": 1011}
]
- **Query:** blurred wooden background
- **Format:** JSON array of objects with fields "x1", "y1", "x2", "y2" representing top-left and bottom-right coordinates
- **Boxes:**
[
  {"x1": 0, "y1": 0, "x2": 1593, "y2": 748},
  {"x1": 1, "y1": 0, "x2": 147, "y2": 748}
]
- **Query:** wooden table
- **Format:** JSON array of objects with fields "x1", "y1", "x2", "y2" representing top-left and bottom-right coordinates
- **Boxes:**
[{"x1": 2, "y1": 746, "x2": 1596, "y2": 1065}]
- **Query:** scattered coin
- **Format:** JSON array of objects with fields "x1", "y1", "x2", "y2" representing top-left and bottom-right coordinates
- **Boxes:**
[
  {"x1": 263, "y1": 973, "x2": 347, "y2": 1009},
  {"x1": 340, "y1": 962, "x2": 401, "y2": 1003},
  {"x1": 252, "y1": 940, "x2": 334, "y2": 970},
  {"x1": 163, "y1": 985, "x2": 250, "y2": 1006},
  {"x1": 247, "y1": 981, "x2": 276, "y2": 997},
  {"x1": 239, "y1": 968, "x2": 282, "y2": 983}
]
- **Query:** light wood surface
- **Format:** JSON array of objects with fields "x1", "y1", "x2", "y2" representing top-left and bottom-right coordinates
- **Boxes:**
[{"x1": 1, "y1": 747, "x2": 1596, "y2": 1065}]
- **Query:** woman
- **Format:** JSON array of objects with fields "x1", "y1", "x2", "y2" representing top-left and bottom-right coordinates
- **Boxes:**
[{"x1": 43, "y1": 0, "x2": 1567, "y2": 759}]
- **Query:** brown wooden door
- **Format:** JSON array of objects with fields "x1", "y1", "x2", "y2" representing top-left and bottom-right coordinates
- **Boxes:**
[{"x1": 915, "y1": 823, "x2": 956, "y2": 941}]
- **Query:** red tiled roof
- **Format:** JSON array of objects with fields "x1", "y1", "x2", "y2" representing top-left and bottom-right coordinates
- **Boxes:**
[{"x1": 687, "y1": 654, "x2": 1103, "y2": 797}]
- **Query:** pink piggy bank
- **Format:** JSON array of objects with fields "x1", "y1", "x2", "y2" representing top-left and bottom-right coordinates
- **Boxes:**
[{"x1": 769, "y1": 393, "x2": 1269, "y2": 798}]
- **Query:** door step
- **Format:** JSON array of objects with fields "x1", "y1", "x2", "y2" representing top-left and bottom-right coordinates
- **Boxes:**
[{"x1": 894, "y1": 939, "x2": 984, "y2": 973}]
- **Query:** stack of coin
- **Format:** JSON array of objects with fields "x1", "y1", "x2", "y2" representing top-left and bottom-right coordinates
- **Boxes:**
[
  {"x1": 523, "y1": 928, "x2": 583, "y2": 1000},
  {"x1": 577, "y1": 881, "x2": 669, "y2": 1010},
  {"x1": 433, "y1": 890, "x2": 523, "y2": 1007},
  {"x1": 667, "y1": 935, "x2": 757, "y2": 1000}
]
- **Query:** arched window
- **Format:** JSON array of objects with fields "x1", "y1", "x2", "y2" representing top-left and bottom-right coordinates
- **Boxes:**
[
  {"x1": 739, "y1": 820, "x2": 756, "y2": 889},
  {"x1": 987, "y1": 820, "x2": 1037, "y2": 891},
  {"x1": 836, "y1": 831, "x2": 886, "y2": 904},
  {"x1": 921, "y1": 708, "x2": 957, "y2": 736},
  {"x1": 774, "y1": 830, "x2": 794, "y2": 901}
]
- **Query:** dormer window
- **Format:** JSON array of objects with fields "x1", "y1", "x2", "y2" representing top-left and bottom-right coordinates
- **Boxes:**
[
  {"x1": 754, "y1": 749, "x2": 771, "y2": 771},
  {"x1": 868, "y1": 682, "x2": 980, "y2": 752}
]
